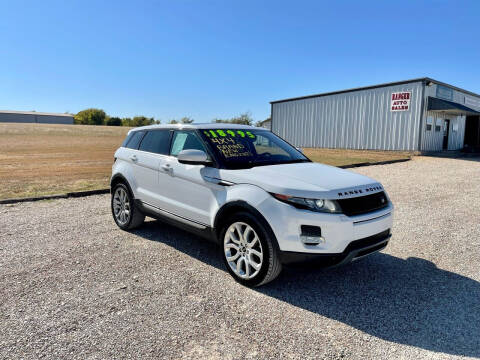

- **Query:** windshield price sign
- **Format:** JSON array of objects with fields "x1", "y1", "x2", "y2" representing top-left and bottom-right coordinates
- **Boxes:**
[
  {"x1": 390, "y1": 91, "x2": 411, "y2": 112},
  {"x1": 204, "y1": 129, "x2": 255, "y2": 159},
  {"x1": 203, "y1": 129, "x2": 255, "y2": 139}
]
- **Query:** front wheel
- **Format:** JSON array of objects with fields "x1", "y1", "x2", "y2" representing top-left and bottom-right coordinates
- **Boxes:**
[
  {"x1": 111, "y1": 183, "x2": 145, "y2": 230},
  {"x1": 220, "y1": 212, "x2": 282, "y2": 287}
]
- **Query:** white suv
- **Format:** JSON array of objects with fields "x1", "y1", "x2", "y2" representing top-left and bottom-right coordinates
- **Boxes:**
[{"x1": 111, "y1": 124, "x2": 393, "y2": 286}]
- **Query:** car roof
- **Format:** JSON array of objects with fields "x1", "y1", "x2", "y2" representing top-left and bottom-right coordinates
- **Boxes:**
[{"x1": 128, "y1": 123, "x2": 266, "y2": 132}]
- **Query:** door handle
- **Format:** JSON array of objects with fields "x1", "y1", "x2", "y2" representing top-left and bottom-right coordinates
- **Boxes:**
[
  {"x1": 161, "y1": 164, "x2": 172, "y2": 172},
  {"x1": 130, "y1": 155, "x2": 138, "y2": 162}
]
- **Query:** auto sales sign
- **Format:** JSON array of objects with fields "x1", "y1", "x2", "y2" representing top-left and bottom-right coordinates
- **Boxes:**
[{"x1": 390, "y1": 91, "x2": 411, "y2": 111}]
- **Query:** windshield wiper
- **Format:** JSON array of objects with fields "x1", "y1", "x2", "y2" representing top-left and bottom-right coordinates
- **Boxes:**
[
  {"x1": 245, "y1": 159, "x2": 310, "y2": 168},
  {"x1": 274, "y1": 159, "x2": 310, "y2": 165},
  {"x1": 227, "y1": 158, "x2": 310, "y2": 169}
]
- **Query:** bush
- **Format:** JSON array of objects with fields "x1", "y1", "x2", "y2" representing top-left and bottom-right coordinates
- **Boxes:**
[
  {"x1": 131, "y1": 116, "x2": 155, "y2": 127},
  {"x1": 74, "y1": 108, "x2": 106, "y2": 125},
  {"x1": 180, "y1": 117, "x2": 194, "y2": 124},
  {"x1": 121, "y1": 118, "x2": 132, "y2": 127},
  {"x1": 105, "y1": 117, "x2": 122, "y2": 126},
  {"x1": 212, "y1": 112, "x2": 253, "y2": 125},
  {"x1": 74, "y1": 109, "x2": 158, "y2": 127}
]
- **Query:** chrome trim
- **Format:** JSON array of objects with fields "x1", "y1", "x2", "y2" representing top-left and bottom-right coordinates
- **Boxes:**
[
  {"x1": 141, "y1": 201, "x2": 208, "y2": 229},
  {"x1": 203, "y1": 176, "x2": 235, "y2": 186},
  {"x1": 353, "y1": 212, "x2": 391, "y2": 225}
]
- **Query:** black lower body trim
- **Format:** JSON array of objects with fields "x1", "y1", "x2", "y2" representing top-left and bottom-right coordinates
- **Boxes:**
[
  {"x1": 280, "y1": 229, "x2": 391, "y2": 266},
  {"x1": 135, "y1": 200, "x2": 218, "y2": 243}
]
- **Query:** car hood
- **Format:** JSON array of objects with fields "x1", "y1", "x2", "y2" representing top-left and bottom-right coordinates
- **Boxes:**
[{"x1": 218, "y1": 162, "x2": 383, "y2": 199}]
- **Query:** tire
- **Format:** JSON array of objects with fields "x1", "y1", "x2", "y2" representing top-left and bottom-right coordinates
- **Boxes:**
[
  {"x1": 220, "y1": 211, "x2": 282, "y2": 287},
  {"x1": 111, "y1": 182, "x2": 145, "y2": 230}
]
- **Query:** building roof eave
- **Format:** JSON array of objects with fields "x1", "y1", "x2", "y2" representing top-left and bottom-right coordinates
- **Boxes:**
[{"x1": 270, "y1": 77, "x2": 480, "y2": 105}]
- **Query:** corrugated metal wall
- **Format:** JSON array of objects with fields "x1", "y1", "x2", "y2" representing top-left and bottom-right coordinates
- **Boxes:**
[
  {"x1": 420, "y1": 83, "x2": 480, "y2": 151},
  {"x1": 0, "y1": 113, "x2": 74, "y2": 124},
  {"x1": 421, "y1": 112, "x2": 466, "y2": 151},
  {"x1": 425, "y1": 83, "x2": 480, "y2": 112},
  {"x1": 272, "y1": 81, "x2": 424, "y2": 151},
  {"x1": 36, "y1": 115, "x2": 74, "y2": 124}
]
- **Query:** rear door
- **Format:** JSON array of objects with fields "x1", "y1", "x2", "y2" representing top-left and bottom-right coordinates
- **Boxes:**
[
  {"x1": 133, "y1": 129, "x2": 172, "y2": 205},
  {"x1": 116, "y1": 130, "x2": 146, "y2": 197}
]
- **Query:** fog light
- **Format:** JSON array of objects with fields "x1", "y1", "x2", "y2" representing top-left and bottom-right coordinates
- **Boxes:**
[
  {"x1": 301, "y1": 235, "x2": 325, "y2": 245},
  {"x1": 300, "y1": 225, "x2": 324, "y2": 245}
]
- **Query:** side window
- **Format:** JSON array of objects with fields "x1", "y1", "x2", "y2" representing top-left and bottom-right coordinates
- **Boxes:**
[
  {"x1": 253, "y1": 133, "x2": 289, "y2": 157},
  {"x1": 425, "y1": 117, "x2": 433, "y2": 131},
  {"x1": 138, "y1": 130, "x2": 171, "y2": 155},
  {"x1": 170, "y1": 131, "x2": 207, "y2": 156},
  {"x1": 121, "y1": 132, "x2": 134, "y2": 147},
  {"x1": 125, "y1": 131, "x2": 145, "y2": 150}
]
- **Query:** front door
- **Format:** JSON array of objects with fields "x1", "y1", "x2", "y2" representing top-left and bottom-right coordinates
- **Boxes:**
[
  {"x1": 158, "y1": 130, "x2": 225, "y2": 227},
  {"x1": 443, "y1": 119, "x2": 450, "y2": 150}
]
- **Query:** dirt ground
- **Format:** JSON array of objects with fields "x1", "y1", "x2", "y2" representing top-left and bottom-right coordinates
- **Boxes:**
[
  {"x1": 0, "y1": 123, "x2": 130, "y2": 199},
  {"x1": 303, "y1": 148, "x2": 412, "y2": 166},
  {"x1": 1, "y1": 156, "x2": 478, "y2": 359}
]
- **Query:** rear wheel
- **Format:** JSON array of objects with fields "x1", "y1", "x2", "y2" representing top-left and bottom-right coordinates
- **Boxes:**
[
  {"x1": 220, "y1": 212, "x2": 282, "y2": 287},
  {"x1": 111, "y1": 183, "x2": 145, "y2": 230}
]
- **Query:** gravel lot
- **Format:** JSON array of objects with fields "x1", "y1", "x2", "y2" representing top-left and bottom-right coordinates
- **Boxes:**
[{"x1": 1, "y1": 156, "x2": 479, "y2": 359}]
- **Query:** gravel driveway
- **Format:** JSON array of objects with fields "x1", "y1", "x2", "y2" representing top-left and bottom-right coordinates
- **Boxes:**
[{"x1": 1, "y1": 156, "x2": 479, "y2": 359}]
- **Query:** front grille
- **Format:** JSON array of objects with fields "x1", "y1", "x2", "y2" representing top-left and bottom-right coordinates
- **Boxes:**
[
  {"x1": 337, "y1": 191, "x2": 389, "y2": 216},
  {"x1": 354, "y1": 243, "x2": 387, "y2": 258},
  {"x1": 343, "y1": 229, "x2": 391, "y2": 253}
]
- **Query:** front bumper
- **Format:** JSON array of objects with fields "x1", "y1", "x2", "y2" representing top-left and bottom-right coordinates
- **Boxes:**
[
  {"x1": 279, "y1": 229, "x2": 391, "y2": 265},
  {"x1": 256, "y1": 193, "x2": 393, "y2": 254}
]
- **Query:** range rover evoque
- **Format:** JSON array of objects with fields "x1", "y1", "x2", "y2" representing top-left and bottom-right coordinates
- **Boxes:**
[{"x1": 111, "y1": 124, "x2": 393, "y2": 287}]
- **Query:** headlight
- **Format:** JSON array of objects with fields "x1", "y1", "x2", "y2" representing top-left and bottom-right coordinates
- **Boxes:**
[{"x1": 272, "y1": 193, "x2": 341, "y2": 213}]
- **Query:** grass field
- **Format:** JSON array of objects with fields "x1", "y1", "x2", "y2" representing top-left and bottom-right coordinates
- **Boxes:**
[
  {"x1": 0, "y1": 123, "x2": 412, "y2": 200},
  {"x1": 0, "y1": 123, "x2": 130, "y2": 200},
  {"x1": 303, "y1": 148, "x2": 412, "y2": 167}
]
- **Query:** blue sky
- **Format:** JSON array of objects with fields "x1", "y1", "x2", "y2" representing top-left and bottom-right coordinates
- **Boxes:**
[{"x1": 0, "y1": 0, "x2": 478, "y2": 122}]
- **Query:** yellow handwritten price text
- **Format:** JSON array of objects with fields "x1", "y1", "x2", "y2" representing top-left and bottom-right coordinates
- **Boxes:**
[{"x1": 204, "y1": 130, "x2": 255, "y2": 139}]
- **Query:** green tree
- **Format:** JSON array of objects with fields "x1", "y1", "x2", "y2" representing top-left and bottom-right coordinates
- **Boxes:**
[
  {"x1": 180, "y1": 117, "x2": 194, "y2": 124},
  {"x1": 74, "y1": 108, "x2": 106, "y2": 125},
  {"x1": 121, "y1": 117, "x2": 132, "y2": 127},
  {"x1": 131, "y1": 116, "x2": 155, "y2": 127},
  {"x1": 105, "y1": 116, "x2": 122, "y2": 126},
  {"x1": 169, "y1": 119, "x2": 178, "y2": 124},
  {"x1": 212, "y1": 112, "x2": 253, "y2": 125},
  {"x1": 255, "y1": 117, "x2": 271, "y2": 127},
  {"x1": 230, "y1": 112, "x2": 253, "y2": 125}
]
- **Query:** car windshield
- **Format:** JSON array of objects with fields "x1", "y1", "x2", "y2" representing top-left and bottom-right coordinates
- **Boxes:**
[{"x1": 199, "y1": 128, "x2": 309, "y2": 169}]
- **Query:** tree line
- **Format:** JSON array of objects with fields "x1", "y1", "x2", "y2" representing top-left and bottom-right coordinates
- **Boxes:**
[{"x1": 74, "y1": 108, "x2": 267, "y2": 127}]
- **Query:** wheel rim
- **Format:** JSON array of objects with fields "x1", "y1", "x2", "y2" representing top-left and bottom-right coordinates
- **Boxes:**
[
  {"x1": 224, "y1": 222, "x2": 263, "y2": 280},
  {"x1": 113, "y1": 187, "x2": 131, "y2": 225}
]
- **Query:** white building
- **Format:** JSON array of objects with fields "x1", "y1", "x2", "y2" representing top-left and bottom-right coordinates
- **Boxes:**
[
  {"x1": 0, "y1": 110, "x2": 74, "y2": 124},
  {"x1": 270, "y1": 78, "x2": 480, "y2": 151}
]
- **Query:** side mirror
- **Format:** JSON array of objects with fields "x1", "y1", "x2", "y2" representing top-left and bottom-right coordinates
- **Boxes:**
[
  {"x1": 296, "y1": 147, "x2": 304, "y2": 153},
  {"x1": 177, "y1": 149, "x2": 211, "y2": 165}
]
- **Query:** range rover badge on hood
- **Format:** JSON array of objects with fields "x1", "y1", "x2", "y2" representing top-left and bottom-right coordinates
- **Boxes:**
[{"x1": 337, "y1": 185, "x2": 383, "y2": 197}]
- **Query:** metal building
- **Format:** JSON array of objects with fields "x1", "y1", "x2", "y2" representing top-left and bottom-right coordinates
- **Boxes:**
[
  {"x1": 0, "y1": 110, "x2": 74, "y2": 124},
  {"x1": 270, "y1": 78, "x2": 480, "y2": 151},
  {"x1": 258, "y1": 118, "x2": 272, "y2": 130}
]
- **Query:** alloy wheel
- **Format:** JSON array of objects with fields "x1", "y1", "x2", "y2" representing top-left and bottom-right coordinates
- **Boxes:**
[
  {"x1": 113, "y1": 187, "x2": 131, "y2": 225},
  {"x1": 224, "y1": 222, "x2": 264, "y2": 279}
]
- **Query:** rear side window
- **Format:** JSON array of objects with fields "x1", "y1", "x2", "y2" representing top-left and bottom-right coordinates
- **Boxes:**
[
  {"x1": 121, "y1": 132, "x2": 134, "y2": 147},
  {"x1": 125, "y1": 131, "x2": 145, "y2": 150},
  {"x1": 138, "y1": 130, "x2": 171, "y2": 155}
]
